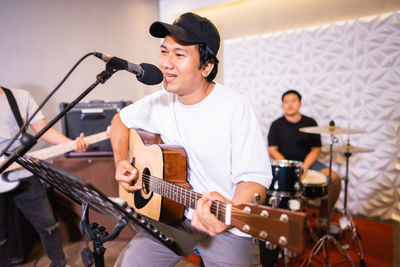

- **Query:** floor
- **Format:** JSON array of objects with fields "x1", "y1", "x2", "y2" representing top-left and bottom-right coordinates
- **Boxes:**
[
  {"x1": 14, "y1": 239, "x2": 198, "y2": 267},
  {"x1": 13, "y1": 215, "x2": 400, "y2": 267}
]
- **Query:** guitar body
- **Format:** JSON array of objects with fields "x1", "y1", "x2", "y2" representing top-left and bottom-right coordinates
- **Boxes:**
[
  {"x1": 118, "y1": 129, "x2": 306, "y2": 254},
  {"x1": 119, "y1": 129, "x2": 189, "y2": 225}
]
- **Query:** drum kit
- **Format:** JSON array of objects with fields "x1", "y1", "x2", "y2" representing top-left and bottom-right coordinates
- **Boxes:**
[{"x1": 266, "y1": 121, "x2": 371, "y2": 267}]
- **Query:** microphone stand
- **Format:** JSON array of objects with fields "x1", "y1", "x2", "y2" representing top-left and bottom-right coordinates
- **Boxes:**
[{"x1": 0, "y1": 69, "x2": 116, "y2": 174}]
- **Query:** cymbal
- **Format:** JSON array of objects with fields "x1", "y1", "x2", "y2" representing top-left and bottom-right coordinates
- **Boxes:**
[
  {"x1": 322, "y1": 144, "x2": 374, "y2": 153},
  {"x1": 299, "y1": 125, "x2": 366, "y2": 135}
]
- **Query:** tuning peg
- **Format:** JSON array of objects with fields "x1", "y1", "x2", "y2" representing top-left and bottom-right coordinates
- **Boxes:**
[
  {"x1": 288, "y1": 199, "x2": 301, "y2": 211},
  {"x1": 269, "y1": 196, "x2": 278, "y2": 208},
  {"x1": 279, "y1": 236, "x2": 288, "y2": 246},
  {"x1": 242, "y1": 224, "x2": 250, "y2": 233},
  {"x1": 253, "y1": 193, "x2": 260, "y2": 204}
]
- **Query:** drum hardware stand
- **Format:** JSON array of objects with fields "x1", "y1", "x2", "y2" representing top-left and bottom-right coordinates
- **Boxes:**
[
  {"x1": 302, "y1": 127, "x2": 354, "y2": 267},
  {"x1": 338, "y1": 147, "x2": 366, "y2": 267},
  {"x1": 299, "y1": 195, "x2": 320, "y2": 244}
]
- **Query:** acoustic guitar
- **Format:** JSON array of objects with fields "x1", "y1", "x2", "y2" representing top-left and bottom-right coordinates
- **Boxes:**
[
  {"x1": 119, "y1": 129, "x2": 306, "y2": 254},
  {"x1": 0, "y1": 130, "x2": 109, "y2": 193}
]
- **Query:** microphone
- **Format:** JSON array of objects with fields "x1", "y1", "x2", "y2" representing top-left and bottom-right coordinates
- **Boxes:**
[{"x1": 94, "y1": 52, "x2": 163, "y2": 85}]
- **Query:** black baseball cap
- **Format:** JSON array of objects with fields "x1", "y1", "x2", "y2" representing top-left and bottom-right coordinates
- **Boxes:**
[{"x1": 149, "y1": 12, "x2": 220, "y2": 55}]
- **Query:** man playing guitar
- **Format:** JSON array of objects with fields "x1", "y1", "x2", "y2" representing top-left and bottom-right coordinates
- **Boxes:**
[{"x1": 110, "y1": 12, "x2": 273, "y2": 267}]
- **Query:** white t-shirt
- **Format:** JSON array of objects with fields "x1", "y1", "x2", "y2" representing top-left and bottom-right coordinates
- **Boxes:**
[
  {"x1": 0, "y1": 88, "x2": 44, "y2": 145},
  {"x1": 120, "y1": 83, "x2": 272, "y2": 234},
  {"x1": 0, "y1": 88, "x2": 44, "y2": 180}
]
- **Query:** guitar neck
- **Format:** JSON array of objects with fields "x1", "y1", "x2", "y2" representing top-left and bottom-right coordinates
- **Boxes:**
[
  {"x1": 5, "y1": 131, "x2": 108, "y2": 172},
  {"x1": 146, "y1": 175, "x2": 230, "y2": 224}
]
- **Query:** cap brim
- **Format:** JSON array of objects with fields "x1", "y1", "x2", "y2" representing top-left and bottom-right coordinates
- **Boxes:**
[{"x1": 150, "y1": 21, "x2": 200, "y2": 44}]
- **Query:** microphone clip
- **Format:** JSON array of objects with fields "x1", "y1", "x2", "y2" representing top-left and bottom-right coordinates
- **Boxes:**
[
  {"x1": 96, "y1": 70, "x2": 116, "y2": 84},
  {"x1": 105, "y1": 57, "x2": 128, "y2": 73}
]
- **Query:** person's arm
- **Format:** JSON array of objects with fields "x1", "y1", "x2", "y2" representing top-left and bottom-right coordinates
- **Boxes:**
[
  {"x1": 110, "y1": 113, "x2": 141, "y2": 192},
  {"x1": 30, "y1": 118, "x2": 89, "y2": 152},
  {"x1": 303, "y1": 147, "x2": 321, "y2": 171},
  {"x1": 192, "y1": 102, "x2": 270, "y2": 236},
  {"x1": 268, "y1": 146, "x2": 285, "y2": 160},
  {"x1": 191, "y1": 181, "x2": 266, "y2": 236}
]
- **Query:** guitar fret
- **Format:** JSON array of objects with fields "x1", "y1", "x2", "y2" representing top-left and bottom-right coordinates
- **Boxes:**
[
  {"x1": 183, "y1": 187, "x2": 186, "y2": 205},
  {"x1": 170, "y1": 182, "x2": 174, "y2": 201},
  {"x1": 174, "y1": 184, "x2": 179, "y2": 203},
  {"x1": 179, "y1": 187, "x2": 182, "y2": 204},
  {"x1": 216, "y1": 201, "x2": 219, "y2": 219},
  {"x1": 160, "y1": 179, "x2": 163, "y2": 196},
  {"x1": 188, "y1": 190, "x2": 192, "y2": 208}
]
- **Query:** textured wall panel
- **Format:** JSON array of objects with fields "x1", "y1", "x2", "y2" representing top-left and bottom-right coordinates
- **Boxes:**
[{"x1": 224, "y1": 12, "x2": 400, "y2": 222}]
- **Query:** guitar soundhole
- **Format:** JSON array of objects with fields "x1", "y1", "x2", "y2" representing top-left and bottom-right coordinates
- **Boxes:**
[{"x1": 142, "y1": 168, "x2": 151, "y2": 194}]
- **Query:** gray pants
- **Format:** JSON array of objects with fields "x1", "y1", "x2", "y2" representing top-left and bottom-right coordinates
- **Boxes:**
[
  {"x1": 115, "y1": 218, "x2": 261, "y2": 267},
  {"x1": 0, "y1": 176, "x2": 66, "y2": 267}
]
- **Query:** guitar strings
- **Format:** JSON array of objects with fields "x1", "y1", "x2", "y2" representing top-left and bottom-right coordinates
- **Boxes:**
[
  {"x1": 139, "y1": 173, "x2": 272, "y2": 216},
  {"x1": 140, "y1": 173, "x2": 228, "y2": 220},
  {"x1": 137, "y1": 175, "x2": 286, "y2": 241},
  {"x1": 140, "y1": 173, "x2": 227, "y2": 212},
  {"x1": 139, "y1": 173, "x2": 279, "y2": 236},
  {"x1": 139, "y1": 173, "x2": 272, "y2": 226}
]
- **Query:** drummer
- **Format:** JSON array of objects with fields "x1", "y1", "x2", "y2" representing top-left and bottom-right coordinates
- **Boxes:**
[{"x1": 267, "y1": 89, "x2": 341, "y2": 228}]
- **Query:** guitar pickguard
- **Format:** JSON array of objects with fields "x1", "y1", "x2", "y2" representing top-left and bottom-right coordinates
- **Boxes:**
[{"x1": 134, "y1": 190, "x2": 154, "y2": 209}]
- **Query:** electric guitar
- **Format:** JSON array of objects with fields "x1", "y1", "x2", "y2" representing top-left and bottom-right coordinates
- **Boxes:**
[
  {"x1": 119, "y1": 129, "x2": 307, "y2": 254},
  {"x1": 0, "y1": 130, "x2": 109, "y2": 194}
]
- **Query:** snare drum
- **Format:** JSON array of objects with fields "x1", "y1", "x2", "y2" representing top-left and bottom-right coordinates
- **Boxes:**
[
  {"x1": 268, "y1": 160, "x2": 303, "y2": 198},
  {"x1": 301, "y1": 170, "x2": 328, "y2": 198}
]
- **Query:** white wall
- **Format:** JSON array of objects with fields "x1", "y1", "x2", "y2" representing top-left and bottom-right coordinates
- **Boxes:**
[
  {"x1": 224, "y1": 12, "x2": 400, "y2": 222},
  {"x1": 157, "y1": 0, "x2": 400, "y2": 222},
  {"x1": 158, "y1": 0, "x2": 231, "y2": 22},
  {"x1": 0, "y1": 0, "x2": 160, "y2": 132}
]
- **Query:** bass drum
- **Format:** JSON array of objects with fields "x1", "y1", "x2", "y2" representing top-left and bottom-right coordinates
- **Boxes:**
[{"x1": 301, "y1": 170, "x2": 328, "y2": 199}]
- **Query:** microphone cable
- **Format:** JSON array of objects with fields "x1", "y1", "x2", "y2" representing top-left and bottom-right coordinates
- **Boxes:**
[{"x1": 0, "y1": 52, "x2": 96, "y2": 158}]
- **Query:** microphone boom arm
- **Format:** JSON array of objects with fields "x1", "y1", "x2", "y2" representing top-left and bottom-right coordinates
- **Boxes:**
[{"x1": 0, "y1": 69, "x2": 116, "y2": 174}]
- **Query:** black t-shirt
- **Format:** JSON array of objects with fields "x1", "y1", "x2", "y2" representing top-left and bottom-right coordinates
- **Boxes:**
[{"x1": 267, "y1": 115, "x2": 321, "y2": 162}]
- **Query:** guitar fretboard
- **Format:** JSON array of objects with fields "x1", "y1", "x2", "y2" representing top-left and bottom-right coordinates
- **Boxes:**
[
  {"x1": 5, "y1": 131, "x2": 108, "y2": 172},
  {"x1": 146, "y1": 175, "x2": 230, "y2": 224}
]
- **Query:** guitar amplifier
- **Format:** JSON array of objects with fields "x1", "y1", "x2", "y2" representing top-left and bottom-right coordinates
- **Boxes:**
[{"x1": 60, "y1": 100, "x2": 131, "y2": 157}]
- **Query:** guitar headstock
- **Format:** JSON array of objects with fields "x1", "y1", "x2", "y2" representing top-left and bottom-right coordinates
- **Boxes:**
[{"x1": 231, "y1": 203, "x2": 306, "y2": 254}]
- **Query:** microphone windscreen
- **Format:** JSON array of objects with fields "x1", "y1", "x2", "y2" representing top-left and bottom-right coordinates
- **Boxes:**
[{"x1": 138, "y1": 63, "x2": 163, "y2": 85}]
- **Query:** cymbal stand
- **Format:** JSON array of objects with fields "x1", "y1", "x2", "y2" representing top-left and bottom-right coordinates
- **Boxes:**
[
  {"x1": 302, "y1": 132, "x2": 354, "y2": 267},
  {"x1": 339, "y1": 147, "x2": 366, "y2": 267}
]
